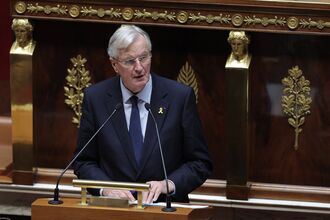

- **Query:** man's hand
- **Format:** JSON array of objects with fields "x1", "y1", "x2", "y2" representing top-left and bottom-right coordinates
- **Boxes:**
[
  {"x1": 102, "y1": 189, "x2": 136, "y2": 202},
  {"x1": 143, "y1": 180, "x2": 175, "y2": 204}
]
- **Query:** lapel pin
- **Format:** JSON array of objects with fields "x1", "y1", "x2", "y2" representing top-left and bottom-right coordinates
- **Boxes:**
[{"x1": 158, "y1": 107, "x2": 164, "y2": 114}]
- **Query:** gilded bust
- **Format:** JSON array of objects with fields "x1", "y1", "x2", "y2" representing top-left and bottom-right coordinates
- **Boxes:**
[
  {"x1": 10, "y1": 18, "x2": 36, "y2": 54},
  {"x1": 225, "y1": 31, "x2": 251, "y2": 69}
]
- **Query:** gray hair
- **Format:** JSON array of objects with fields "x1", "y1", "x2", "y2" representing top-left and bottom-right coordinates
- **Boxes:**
[{"x1": 107, "y1": 25, "x2": 152, "y2": 58}]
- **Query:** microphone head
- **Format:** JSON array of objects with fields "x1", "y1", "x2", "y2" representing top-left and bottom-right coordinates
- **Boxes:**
[
  {"x1": 115, "y1": 103, "x2": 123, "y2": 110},
  {"x1": 144, "y1": 103, "x2": 151, "y2": 110}
]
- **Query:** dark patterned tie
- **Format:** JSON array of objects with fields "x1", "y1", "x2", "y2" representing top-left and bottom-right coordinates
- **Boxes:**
[{"x1": 129, "y1": 96, "x2": 143, "y2": 165}]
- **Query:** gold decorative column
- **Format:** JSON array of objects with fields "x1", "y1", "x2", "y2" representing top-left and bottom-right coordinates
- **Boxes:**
[
  {"x1": 10, "y1": 18, "x2": 36, "y2": 184},
  {"x1": 225, "y1": 31, "x2": 251, "y2": 200}
]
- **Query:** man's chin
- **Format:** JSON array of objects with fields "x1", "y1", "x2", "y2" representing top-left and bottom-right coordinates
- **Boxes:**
[{"x1": 130, "y1": 83, "x2": 146, "y2": 93}]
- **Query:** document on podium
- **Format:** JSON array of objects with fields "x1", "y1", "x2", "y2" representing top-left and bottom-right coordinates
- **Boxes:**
[{"x1": 129, "y1": 201, "x2": 209, "y2": 209}]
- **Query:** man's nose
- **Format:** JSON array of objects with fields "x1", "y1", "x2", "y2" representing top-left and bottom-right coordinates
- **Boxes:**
[{"x1": 133, "y1": 59, "x2": 143, "y2": 69}]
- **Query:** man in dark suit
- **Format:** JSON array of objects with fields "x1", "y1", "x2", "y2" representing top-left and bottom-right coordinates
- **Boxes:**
[{"x1": 73, "y1": 25, "x2": 212, "y2": 204}]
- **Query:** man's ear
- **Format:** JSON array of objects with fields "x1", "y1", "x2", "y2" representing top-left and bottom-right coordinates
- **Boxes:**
[{"x1": 110, "y1": 58, "x2": 118, "y2": 73}]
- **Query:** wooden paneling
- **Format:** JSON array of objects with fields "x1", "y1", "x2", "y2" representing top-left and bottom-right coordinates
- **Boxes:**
[
  {"x1": 0, "y1": 0, "x2": 11, "y2": 81},
  {"x1": 32, "y1": 21, "x2": 227, "y2": 179},
  {"x1": 8, "y1": 0, "x2": 330, "y2": 204},
  {"x1": 0, "y1": 81, "x2": 11, "y2": 116},
  {"x1": 249, "y1": 32, "x2": 330, "y2": 187},
  {"x1": 33, "y1": 21, "x2": 113, "y2": 168}
]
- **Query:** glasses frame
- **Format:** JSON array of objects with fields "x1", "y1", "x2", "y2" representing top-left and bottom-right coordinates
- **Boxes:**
[{"x1": 112, "y1": 52, "x2": 152, "y2": 68}]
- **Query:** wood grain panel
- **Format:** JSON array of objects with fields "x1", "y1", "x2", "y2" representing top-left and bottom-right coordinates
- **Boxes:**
[
  {"x1": 249, "y1": 32, "x2": 330, "y2": 187},
  {"x1": 8, "y1": 0, "x2": 330, "y2": 203},
  {"x1": 32, "y1": 21, "x2": 227, "y2": 180}
]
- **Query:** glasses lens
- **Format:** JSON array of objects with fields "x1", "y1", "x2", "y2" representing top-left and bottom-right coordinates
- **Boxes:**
[
  {"x1": 119, "y1": 53, "x2": 151, "y2": 67},
  {"x1": 123, "y1": 59, "x2": 136, "y2": 66}
]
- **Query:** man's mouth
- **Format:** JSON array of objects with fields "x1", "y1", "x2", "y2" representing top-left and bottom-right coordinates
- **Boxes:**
[{"x1": 134, "y1": 74, "x2": 144, "y2": 79}]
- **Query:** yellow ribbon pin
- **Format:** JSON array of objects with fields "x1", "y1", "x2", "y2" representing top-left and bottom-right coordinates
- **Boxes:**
[{"x1": 158, "y1": 107, "x2": 164, "y2": 114}]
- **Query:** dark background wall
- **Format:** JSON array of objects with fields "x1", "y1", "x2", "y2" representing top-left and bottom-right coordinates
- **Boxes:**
[
  {"x1": 0, "y1": 0, "x2": 12, "y2": 116},
  {"x1": 0, "y1": 0, "x2": 11, "y2": 81}
]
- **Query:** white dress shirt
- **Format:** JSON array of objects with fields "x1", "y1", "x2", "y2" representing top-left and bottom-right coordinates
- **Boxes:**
[{"x1": 120, "y1": 76, "x2": 152, "y2": 138}]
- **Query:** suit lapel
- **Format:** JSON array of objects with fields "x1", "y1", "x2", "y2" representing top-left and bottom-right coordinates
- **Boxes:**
[
  {"x1": 137, "y1": 75, "x2": 169, "y2": 178},
  {"x1": 106, "y1": 77, "x2": 138, "y2": 172}
]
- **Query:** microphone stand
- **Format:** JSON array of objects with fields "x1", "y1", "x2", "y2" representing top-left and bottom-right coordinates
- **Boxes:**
[
  {"x1": 145, "y1": 103, "x2": 176, "y2": 212},
  {"x1": 48, "y1": 103, "x2": 122, "y2": 205}
]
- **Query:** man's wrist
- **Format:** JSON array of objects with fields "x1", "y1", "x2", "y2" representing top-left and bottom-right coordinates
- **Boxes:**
[{"x1": 164, "y1": 179, "x2": 175, "y2": 195}]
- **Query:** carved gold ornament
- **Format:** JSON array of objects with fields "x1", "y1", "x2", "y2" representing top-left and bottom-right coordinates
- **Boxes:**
[
  {"x1": 97, "y1": 8, "x2": 105, "y2": 17},
  {"x1": 281, "y1": 66, "x2": 312, "y2": 150},
  {"x1": 177, "y1": 62, "x2": 198, "y2": 103},
  {"x1": 122, "y1": 8, "x2": 134, "y2": 21},
  {"x1": 287, "y1": 16, "x2": 299, "y2": 30},
  {"x1": 134, "y1": 9, "x2": 176, "y2": 21},
  {"x1": 81, "y1": 6, "x2": 121, "y2": 18},
  {"x1": 64, "y1": 55, "x2": 92, "y2": 127},
  {"x1": 16, "y1": 2, "x2": 330, "y2": 32},
  {"x1": 300, "y1": 18, "x2": 330, "y2": 30},
  {"x1": 177, "y1": 11, "x2": 188, "y2": 24},
  {"x1": 27, "y1": 3, "x2": 68, "y2": 14},
  {"x1": 232, "y1": 14, "x2": 244, "y2": 27},
  {"x1": 245, "y1": 15, "x2": 286, "y2": 26},
  {"x1": 190, "y1": 13, "x2": 231, "y2": 24},
  {"x1": 15, "y1": 1, "x2": 27, "y2": 14},
  {"x1": 69, "y1": 5, "x2": 80, "y2": 18}
]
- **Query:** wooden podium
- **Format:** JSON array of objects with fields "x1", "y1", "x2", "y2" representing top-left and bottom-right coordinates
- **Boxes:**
[{"x1": 32, "y1": 198, "x2": 214, "y2": 220}]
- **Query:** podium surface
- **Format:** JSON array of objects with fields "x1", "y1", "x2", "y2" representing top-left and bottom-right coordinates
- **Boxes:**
[{"x1": 32, "y1": 198, "x2": 214, "y2": 220}]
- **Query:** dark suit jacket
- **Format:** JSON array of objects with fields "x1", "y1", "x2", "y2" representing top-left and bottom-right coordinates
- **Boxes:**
[{"x1": 73, "y1": 73, "x2": 212, "y2": 202}]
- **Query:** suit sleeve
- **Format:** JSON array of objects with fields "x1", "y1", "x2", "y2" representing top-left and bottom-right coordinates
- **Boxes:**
[
  {"x1": 73, "y1": 89, "x2": 111, "y2": 196},
  {"x1": 168, "y1": 87, "x2": 213, "y2": 200}
]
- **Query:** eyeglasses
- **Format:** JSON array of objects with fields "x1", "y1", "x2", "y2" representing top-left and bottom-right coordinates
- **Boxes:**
[{"x1": 113, "y1": 52, "x2": 151, "y2": 67}]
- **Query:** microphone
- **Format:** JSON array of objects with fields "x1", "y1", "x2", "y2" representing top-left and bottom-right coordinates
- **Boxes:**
[
  {"x1": 144, "y1": 103, "x2": 176, "y2": 212},
  {"x1": 48, "y1": 103, "x2": 123, "y2": 205}
]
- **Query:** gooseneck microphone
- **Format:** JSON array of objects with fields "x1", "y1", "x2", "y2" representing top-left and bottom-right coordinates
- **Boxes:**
[
  {"x1": 144, "y1": 103, "x2": 176, "y2": 212},
  {"x1": 48, "y1": 103, "x2": 123, "y2": 205}
]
